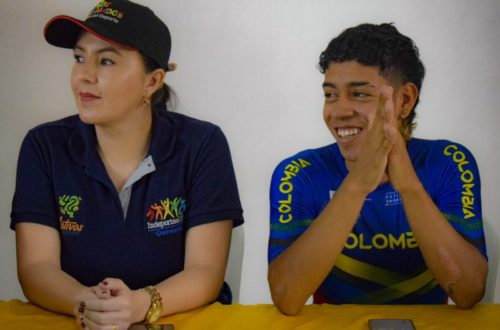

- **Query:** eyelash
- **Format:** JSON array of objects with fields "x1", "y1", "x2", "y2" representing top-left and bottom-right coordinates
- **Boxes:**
[
  {"x1": 352, "y1": 91, "x2": 369, "y2": 98},
  {"x1": 72, "y1": 55, "x2": 115, "y2": 66},
  {"x1": 100, "y1": 58, "x2": 115, "y2": 65},
  {"x1": 323, "y1": 91, "x2": 372, "y2": 103},
  {"x1": 324, "y1": 92, "x2": 338, "y2": 100},
  {"x1": 73, "y1": 54, "x2": 84, "y2": 63}
]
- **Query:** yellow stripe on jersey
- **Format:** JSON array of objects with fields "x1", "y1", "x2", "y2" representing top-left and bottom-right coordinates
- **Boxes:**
[{"x1": 335, "y1": 253, "x2": 438, "y2": 303}]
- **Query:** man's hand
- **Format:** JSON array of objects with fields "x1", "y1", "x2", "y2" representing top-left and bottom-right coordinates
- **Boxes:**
[
  {"x1": 383, "y1": 89, "x2": 421, "y2": 194},
  {"x1": 347, "y1": 86, "x2": 396, "y2": 194}
]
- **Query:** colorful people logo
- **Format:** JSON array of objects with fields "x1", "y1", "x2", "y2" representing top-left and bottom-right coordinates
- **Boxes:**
[
  {"x1": 146, "y1": 197, "x2": 186, "y2": 221},
  {"x1": 58, "y1": 195, "x2": 82, "y2": 219}
]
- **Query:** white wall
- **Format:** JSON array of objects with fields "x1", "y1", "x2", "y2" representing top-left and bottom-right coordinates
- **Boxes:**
[{"x1": 1, "y1": 0, "x2": 499, "y2": 304}]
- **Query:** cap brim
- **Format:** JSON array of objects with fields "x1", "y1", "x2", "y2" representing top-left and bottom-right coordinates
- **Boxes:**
[{"x1": 44, "y1": 15, "x2": 135, "y2": 50}]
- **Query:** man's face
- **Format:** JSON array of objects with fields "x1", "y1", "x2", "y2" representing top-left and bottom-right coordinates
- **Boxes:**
[{"x1": 322, "y1": 61, "x2": 401, "y2": 163}]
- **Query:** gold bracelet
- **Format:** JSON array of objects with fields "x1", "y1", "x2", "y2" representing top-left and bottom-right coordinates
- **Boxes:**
[{"x1": 143, "y1": 286, "x2": 163, "y2": 324}]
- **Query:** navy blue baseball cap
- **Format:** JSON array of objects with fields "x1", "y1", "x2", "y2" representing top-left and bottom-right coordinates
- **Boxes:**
[{"x1": 44, "y1": 0, "x2": 171, "y2": 71}]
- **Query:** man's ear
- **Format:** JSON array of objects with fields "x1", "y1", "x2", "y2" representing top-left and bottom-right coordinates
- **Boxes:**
[
  {"x1": 398, "y1": 82, "x2": 418, "y2": 119},
  {"x1": 144, "y1": 68, "x2": 166, "y2": 98}
]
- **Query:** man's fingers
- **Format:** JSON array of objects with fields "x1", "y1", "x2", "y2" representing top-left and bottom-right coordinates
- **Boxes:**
[
  {"x1": 380, "y1": 86, "x2": 395, "y2": 126},
  {"x1": 370, "y1": 85, "x2": 393, "y2": 138},
  {"x1": 373, "y1": 88, "x2": 387, "y2": 128},
  {"x1": 383, "y1": 125, "x2": 397, "y2": 151}
]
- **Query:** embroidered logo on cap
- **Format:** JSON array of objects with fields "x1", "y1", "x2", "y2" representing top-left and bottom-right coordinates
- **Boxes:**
[
  {"x1": 58, "y1": 194, "x2": 85, "y2": 235},
  {"x1": 87, "y1": 1, "x2": 124, "y2": 24},
  {"x1": 145, "y1": 197, "x2": 186, "y2": 237}
]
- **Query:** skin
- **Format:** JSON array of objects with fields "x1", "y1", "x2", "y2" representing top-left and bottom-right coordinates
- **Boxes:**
[
  {"x1": 268, "y1": 61, "x2": 487, "y2": 315},
  {"x1": 16, "y1": 32, "x2": 234, "y2": 330}
]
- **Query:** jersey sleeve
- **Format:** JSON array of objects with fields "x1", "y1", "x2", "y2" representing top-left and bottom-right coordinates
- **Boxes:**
[
  {"x1": 10, "y1": 130, "x2": 59, "y2": 230},
  {"x1": 184, "y1": 127, "x2": 243, "y2": 229},
  {"x1": 268, "y1": 155, "x2": 316, "y2": 263},
  {"x1": 433, "y1": 142, "x2": 486, "y2": 258}
]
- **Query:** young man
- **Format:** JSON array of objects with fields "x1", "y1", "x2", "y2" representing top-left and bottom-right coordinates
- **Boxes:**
[{"x1": 267, "y1": 23, "x2": 487, "y2": 315}]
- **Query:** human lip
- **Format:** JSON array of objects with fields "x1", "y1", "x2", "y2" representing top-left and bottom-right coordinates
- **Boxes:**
[{"x1": 79, "y1": 92, "x2": 101, "y2": 102}]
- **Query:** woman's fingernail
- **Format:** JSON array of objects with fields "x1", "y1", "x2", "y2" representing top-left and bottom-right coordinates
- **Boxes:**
[
  {"x1": 103, "y1": 280, "x2": 108, "y2": 285},
  {"x1": 81, "y1": 321, "x2": 86, "y2": 328},
  {"x1": 78, "y1": 306, "x2": 85, "y2": 313}
]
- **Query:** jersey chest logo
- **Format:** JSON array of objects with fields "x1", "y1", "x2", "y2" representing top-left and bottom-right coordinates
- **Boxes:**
[
  {"x1": 384, "y1": 191, "x2": 402, "y2": 206},
  {"x1": 145, "y1": 197, "x2": 186, "y2": 237},
  {"x1": 58, "y1": 194, "x2": 84, "y2": 235}
]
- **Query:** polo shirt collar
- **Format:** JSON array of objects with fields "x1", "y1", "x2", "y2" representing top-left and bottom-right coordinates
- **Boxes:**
[
  {"x1": 149, "y1": 109, "x2": 177, "y2": 163},
  {"x1": 68, "y1": 120, "x2": 99, "y2": 168},
  {"x1": 68, "y1": 109, "x2": 177, "y2": 168}
]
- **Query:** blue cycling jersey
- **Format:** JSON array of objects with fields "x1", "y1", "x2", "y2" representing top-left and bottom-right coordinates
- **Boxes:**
[{"x1": 268, "y1": 138, "x2": 486, "y2": 304}]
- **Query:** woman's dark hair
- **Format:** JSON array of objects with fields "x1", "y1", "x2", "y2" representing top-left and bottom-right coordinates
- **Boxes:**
[
  {"x1": 319, "y1": 23, "x2": 425, "y2": 138},
  {"x1": 141, "y1": 54, "x2": 176, "y2": 112}
]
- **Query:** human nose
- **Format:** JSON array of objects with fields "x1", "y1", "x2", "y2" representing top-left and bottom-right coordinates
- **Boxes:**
[
  {"x1": 74, "y1": 60, "x2": 97, "y2": 84},
  {"x1": 326, "y1": 96, "x2": 355, "y2": 120}
]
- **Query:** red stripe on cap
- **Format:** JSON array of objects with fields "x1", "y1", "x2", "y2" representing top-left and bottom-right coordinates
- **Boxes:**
[{"x1": 44, "y1": 15, "x2": 137, "y2": 51}]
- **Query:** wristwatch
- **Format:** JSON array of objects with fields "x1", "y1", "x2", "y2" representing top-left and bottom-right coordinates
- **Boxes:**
[{"x1": 143, "y1": 286, "x2": 163, "y2": 324}]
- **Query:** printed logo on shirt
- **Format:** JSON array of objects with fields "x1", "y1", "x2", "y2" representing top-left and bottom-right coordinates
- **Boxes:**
[
  {"x1": 345, "y1": 232, "x2": 418, "y2": 250},
  {"x1": 277, "y1": 158, "x2": 312, "y2": 224},
  {"x1": 385, "y1": 191, "x2": 402, "y2": 206},
  {"x1": 145, "y1": 197, "x2": 186, "y2": 237},
  {"x1": 87, "y1": 1, "x2": 124, "y2": 23},
  {"x1": 58, "y1": 194, "x2": 84, "y2": 235},
  {"x1": 443, "y1": 144, "x2": 476, "y2": 220}
]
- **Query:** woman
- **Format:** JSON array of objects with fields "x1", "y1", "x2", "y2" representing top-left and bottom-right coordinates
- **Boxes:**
[{"x1": 10, "y1": 1, "x2": 244, "y2": 329}]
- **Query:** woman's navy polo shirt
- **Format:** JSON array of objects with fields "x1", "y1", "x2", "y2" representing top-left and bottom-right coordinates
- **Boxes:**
[{"x1": 11, "y1": 110, "x2": 244, "y2": 292}]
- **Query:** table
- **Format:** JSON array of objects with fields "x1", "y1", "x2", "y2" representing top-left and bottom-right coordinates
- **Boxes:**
[{"x1": 0, "y1": 299, "x2": 498, "y2": 329}]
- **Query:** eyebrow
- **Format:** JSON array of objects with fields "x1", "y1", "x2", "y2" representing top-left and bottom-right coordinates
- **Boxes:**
[
  {"x1": 73, "y1": 45, "x2": 123, "y2": 56},
  {"x1": 350, "y1": 81, "x2": 375, "y2": 88},
  {"x1": 322, "y1": 81, "x2": 376, "y2": 89}
]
